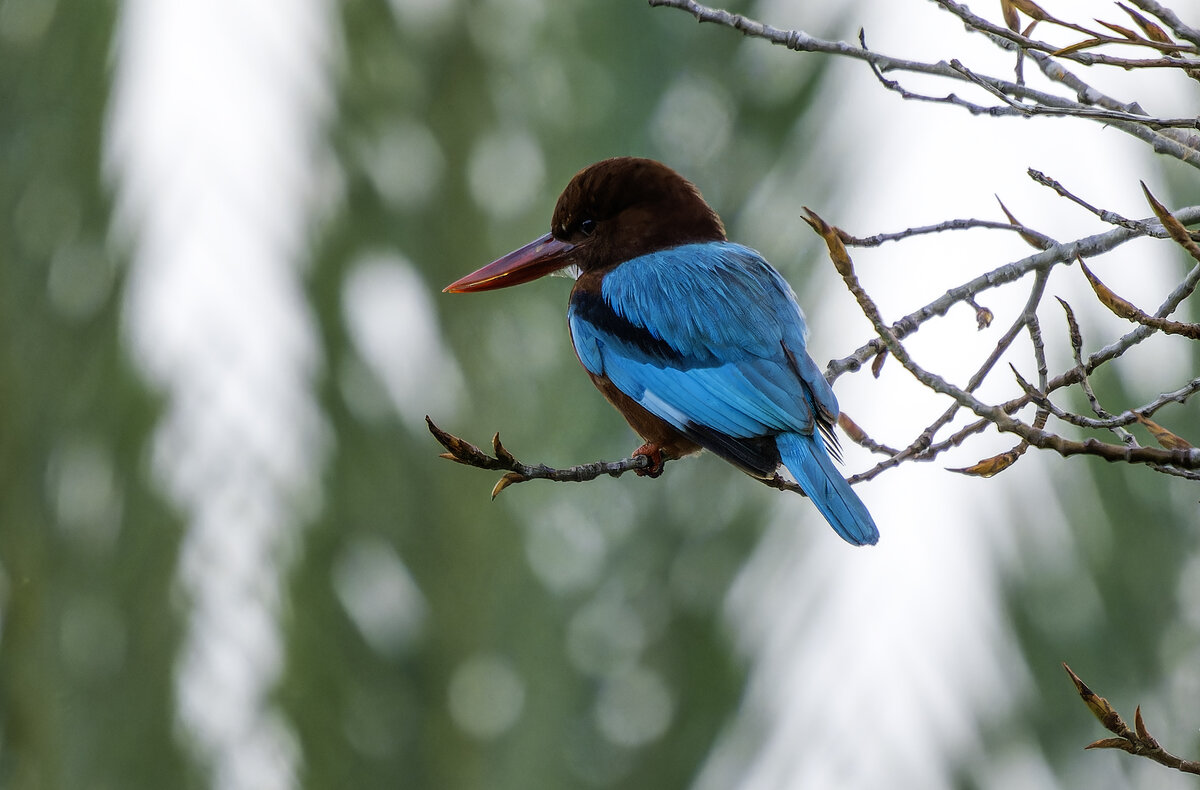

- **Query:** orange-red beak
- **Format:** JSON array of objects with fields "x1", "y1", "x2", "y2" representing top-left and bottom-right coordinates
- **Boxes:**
[{"x1": 443, "y1": 233, "x2": 576, "y2": 293}]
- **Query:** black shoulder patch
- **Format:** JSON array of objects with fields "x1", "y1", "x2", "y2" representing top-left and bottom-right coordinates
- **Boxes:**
[{"x1": 570, "y1": 290, "x2": 680, "y2": 363}]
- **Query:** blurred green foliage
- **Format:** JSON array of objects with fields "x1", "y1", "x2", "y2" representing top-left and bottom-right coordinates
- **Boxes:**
[
  {"x1": 2, "y1": 1, "x2": 1198, "y2": 789},
  {"x1": 0, "y1": 2, "x2": 194, "y2": 788}
]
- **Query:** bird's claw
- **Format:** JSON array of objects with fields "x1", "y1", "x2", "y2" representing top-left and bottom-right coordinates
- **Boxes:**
[{"x1": 633, "y1": 443, "x2": 667, "y2": 478}]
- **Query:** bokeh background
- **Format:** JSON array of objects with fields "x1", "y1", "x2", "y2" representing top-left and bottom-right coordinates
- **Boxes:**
[{"x1": 2, "y1": 0, "x2": 1199, "y2": 788}]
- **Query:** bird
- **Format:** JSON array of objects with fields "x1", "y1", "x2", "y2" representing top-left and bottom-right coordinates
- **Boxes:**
[{"x1": 444, "y1": 157, "x2": 878, "y2": 546}]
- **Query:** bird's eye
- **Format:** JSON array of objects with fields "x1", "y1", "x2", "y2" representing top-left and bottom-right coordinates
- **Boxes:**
[{"x1": 579, "y1": 219, "x2": 597, "y2": 236}]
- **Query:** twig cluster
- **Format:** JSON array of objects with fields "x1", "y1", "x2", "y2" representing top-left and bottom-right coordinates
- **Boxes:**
[
  {"x1": 426, "y1": 415, "x2": 653, "y2": 498},
  {"x1": 813, "y1": 183, "x2": 1200, "y2": 485},
  {"x1": 1063, "y1": 664, "x2": 1200, "y2": 775},
  {"x1": 648, "y1": 0, "x2": 1200, "y2": 166}
]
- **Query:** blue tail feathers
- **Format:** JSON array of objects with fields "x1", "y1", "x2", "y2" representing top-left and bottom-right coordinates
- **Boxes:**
[{"x1": 775, "y1": 432, "x2": 879, "y2": 546}]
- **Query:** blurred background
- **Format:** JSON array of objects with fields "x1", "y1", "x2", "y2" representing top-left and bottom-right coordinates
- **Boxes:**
[{"x1": 2, "y1": 0, "x2": 1199, "y2": 788}]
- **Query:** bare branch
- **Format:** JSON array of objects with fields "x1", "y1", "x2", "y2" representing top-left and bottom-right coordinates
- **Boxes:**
[
  {"x1": 838, "y1": 412, "x2": 903, "y2": 457},
  {"x1": 1024, "y1": 48, "x2": 1200, "y2": 163},
  {"x1": 1026, "y1": 169, "x2": 1153, "y2": 233},
  {"x1": 428, "y1": 414, "x2": 826, "y2": 497},
  {"x1": 1026, "y1": 376, "x2": 1200, "y2": 432},
  {"x1": 935, "y1": 0, "x2": 1199, "y2": 62},
  {"x1": 1080, "y1": 260, "x2": 1200, "y2": 339},
  {"x1": 841, "y1": 216, "x2": 1056, "y2": 248},
  {"x1": 1063, "y1": 664, "x2": 1200, "y2": 775},
  {"x1": 426, "y1": 415, "x2": 653, "y2": 497},
  {"x1": 803, "y1": 209, "x2": 1200, "y2": 471},
  {"x1": 1143, "y1": 182, "x2": 1200, "y2": 258},
  {"x1": 949, "y1": 58, "x2": 1200, "y2": 130},
  {"x1": 1058, "y1": 294, "x2": 1139, "y2": 446},
  {"x1": 649, "y1": 0, "x2": 1200, "y2": 167},
  {"x1": 826, "y1": 205, "x2": 1200, "y2": 383},
  {"x1": 1123, "y1": 0, "x2": 1200, "y2": 47}
]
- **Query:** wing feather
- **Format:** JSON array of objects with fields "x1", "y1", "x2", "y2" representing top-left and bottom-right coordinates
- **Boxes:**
[{"x1": 568, "y1": 242, "x2": 839, "y2": 466}]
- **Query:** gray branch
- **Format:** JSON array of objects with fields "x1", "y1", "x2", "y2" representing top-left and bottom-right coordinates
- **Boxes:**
[{"x1": 649, "y1": 0, "x2": 1200, "y2": 168}]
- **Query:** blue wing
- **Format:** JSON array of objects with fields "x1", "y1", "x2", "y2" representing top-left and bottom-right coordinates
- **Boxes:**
[
  {"x1": 568, "y1": 241, "x2": 878, "y2": 545},
  {"x1": 569, "y1": 241, "x2": 837, "y2": 449}
]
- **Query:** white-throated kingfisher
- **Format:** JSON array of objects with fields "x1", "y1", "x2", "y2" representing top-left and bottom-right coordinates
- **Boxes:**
[{"x1": 445, "y1": 157, "x2": 878, "y2": 546}]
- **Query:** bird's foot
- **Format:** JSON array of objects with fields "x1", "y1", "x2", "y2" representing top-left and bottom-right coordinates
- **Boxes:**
[{"x1": 633, "y1": 443, "x2": 667, "y2": 478}]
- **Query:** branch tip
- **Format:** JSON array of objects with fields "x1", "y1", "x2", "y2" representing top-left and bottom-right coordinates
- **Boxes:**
[{"x1": 427, "y1": 416, "x2": 664, "y2": 498}]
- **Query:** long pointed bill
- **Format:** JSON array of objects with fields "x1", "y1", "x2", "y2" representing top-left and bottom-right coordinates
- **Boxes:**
[{"x1": 443, "y1": 233, "x2": 576, "y2": 293}]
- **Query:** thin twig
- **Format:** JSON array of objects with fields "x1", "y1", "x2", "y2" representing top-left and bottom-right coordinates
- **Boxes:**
[
  {"x1": 1024, "y1": 376, "x2": 1200, "y2": 431},
  {"x1": 428, "y1": 416, "x2": 817, "y2": 497},
  {"x1": 426, "y1": 416, "x2": 653, "y2": 498},
  {"x1": 804, "y1": 210, "x2": 1200, "y2": 470},
  {"x1": 1027, "y1": 169, "x2": 1153, "y2": 233},
  {"x1": 1025, "y1": 49, "x2": 1200, "y2": 164},
  {"x1": 948, "y1": 58, "x2": 1200, "y2": 130},
  {"x1": 826, "y1": 205, "x2": 1200, "y2": 382},
  {"x1": 1058, "y1": 295, "x2": 1139, "y2": 446},
  {"x1": 839, "y1": 412, "x2": 904, "y2": 457},
  {"x1": 650, "y1": 0, "x2": 1200, "y2": 167},
  {"x1": 934, "y1": 0, "x2": 1200, "y2": 63},
  {"x1": 1064, "y1": 664, "x2": 1200, "y2": 775},
  {"x1": 841, "y1": 217, "x2": 1056, "y2": 248},
  {"x1": 1125, "y1": 0, "x2": 1200, "y2": 46}
]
